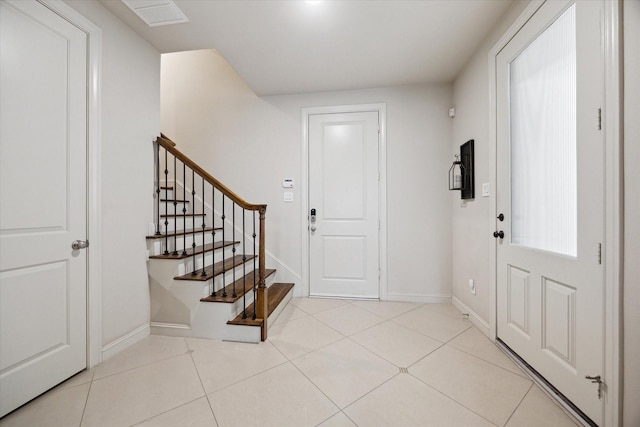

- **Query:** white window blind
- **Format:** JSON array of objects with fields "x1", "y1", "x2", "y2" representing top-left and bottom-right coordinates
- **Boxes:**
[{"x1": 509, "y1": 4, "x2": 577, "y2": 257}]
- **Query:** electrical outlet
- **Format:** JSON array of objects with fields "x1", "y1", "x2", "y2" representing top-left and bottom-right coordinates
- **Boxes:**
[{"x1": 469, "y1": 279, "x2": 476, "y2": 295}]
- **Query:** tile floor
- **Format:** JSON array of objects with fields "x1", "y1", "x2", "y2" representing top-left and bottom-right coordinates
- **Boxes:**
[{"x1": 0, "y1": 298, "x2": 580, "y2": 427}]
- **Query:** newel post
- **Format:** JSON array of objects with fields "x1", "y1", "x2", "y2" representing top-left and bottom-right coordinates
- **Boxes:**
[{"x1": 256, "y1": 206, "x2": 268, "y2": 341}]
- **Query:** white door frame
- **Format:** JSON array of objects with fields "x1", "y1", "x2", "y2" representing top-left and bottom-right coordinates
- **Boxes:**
[
  {"x1": 301, "y1": 104, "x2": 387, "y2": 299},
  {"x1": 39, "y1": 0, "x2": 103, "y2": 369},
  {"x1": 487, "y1": 1, "x2": 622, "y2": 425}
]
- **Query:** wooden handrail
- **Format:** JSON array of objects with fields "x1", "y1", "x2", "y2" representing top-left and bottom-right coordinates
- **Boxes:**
[{"x1": 156, "y1": 136, "x2": 267, "y2": 212}]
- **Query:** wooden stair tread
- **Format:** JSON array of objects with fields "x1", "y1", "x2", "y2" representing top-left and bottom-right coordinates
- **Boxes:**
[
  {"x1": 227, "y1": 283, "x2": 295, "y2": 326},
  {"x1": 200, "y1": 269, "x2": 276, "y2": 303},
  {"x1": 161, "y1": 213, "x2": 206, "y2": 218},
  {"x1": 146, "y1": 227, "x2": 221, "y2": 239},
  {"x1": 174, "y1": 254, "x2": 256, "y2": 281},
  {"x1": 150, "y1": 240, "x2": 238, "y2": 260}
]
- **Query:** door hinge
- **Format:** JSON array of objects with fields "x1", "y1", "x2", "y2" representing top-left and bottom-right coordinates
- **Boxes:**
[
  {"x1": 597, "y1": 243, "x2": 602, "y2": 265},
  {"x1": 378, "y1": 219, "x2": 381, "y2": 230},
  {"x1": 597, "y1": 108, "x2": 602, "y2": 131}
]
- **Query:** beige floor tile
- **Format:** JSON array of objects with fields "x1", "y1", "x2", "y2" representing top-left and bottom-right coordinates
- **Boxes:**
[
  {"x1": 0, "y1": 382, "x2": 90, "y2": 427},
  {"x1": 316, "y1": 411, "x2": 358, "y2": 427},
  {"x1": 506, "y1": 386, "x2": 579, "y2": 427},
  {"x1": 187, "y1": 338, "x2": 287, "y2": 393},
  {"x1": 420, "y1": 302, "x2": 465, "y2": 319},
  {"x1": 133, "y1": 397, "x2": 218, "y2": 427},
  {"x1": 313, "y1": 305, "x2": 386, "y2": 336},
  {"x1": 58, "y1": 368, "x2": 95, "y2": 390},
  {"x1": 392, "y1": 305, "x2": 472, "y2": 342},
  {"x1": 4, "y1": 297, "x2": 586, "y2": 427},
  {"x1": 268, "y1": 316, "x2": 344, "y2": 360},
  {"x1": 350, "y1": 321, "x2": 443, "y2": 367},
  {"x1": 208, "y1": 362, "x2": 338, "y2": 427},
  {"x1": 349, "y1": 300, "x2": 422, "y2": 319},
  {"x1": 448, "y1": 326, "x2": 527, "y2": 377},
  {"x1": 93, "y1": 335, "x2": 189, "y2": 380},
  {"x1": 290, "y1": 297, "x2": 349, "y2": 314},
  {"x1": 410, "y1": 345, "x2": 532, "y2": 426},
  {"x1": 344, "y1": 374, "x2": 495, "y2": 426},
  {"x1": 293, "y1": 338, "x2": 398, "y2": 408},
  {"x1": 81, "y1": 354, "x2": 205, "y2": 427},
  {"x1": 271, "y1": 303, "x2": 308, "y2": 326}
]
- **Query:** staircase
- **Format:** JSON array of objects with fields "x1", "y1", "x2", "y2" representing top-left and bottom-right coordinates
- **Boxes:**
[{"x1": 146, "y1": 135, "x2": 294, "y2": 343}]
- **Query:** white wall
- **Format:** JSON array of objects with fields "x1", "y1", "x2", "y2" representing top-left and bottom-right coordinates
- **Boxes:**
[
  {"x1": 623, "y1": 1, "x2": 640, "y2": 425},
  {"x1": 162, "y1": 49, "x2": 453, "y2": 301},
  {"x1": 450, "y1": 1, "x2": 529, "y2": 325},
  {"x1": 64, "y1": 1, "x2": 159, "y2": 354}
]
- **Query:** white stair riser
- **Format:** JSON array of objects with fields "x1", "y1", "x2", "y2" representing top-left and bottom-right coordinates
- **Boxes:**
[
  {"x1": 147, "y1": 233, "x2": 216, "y2": 256},
  {"x1": 158, "y1": 201, "x2": 191, "y2": 216},
  {"x1": 162, "y1": 216, "x2": 208, "y2": 233},
  {"x1": 148, "y1": 237, "x2": 253, "y2": 261}
]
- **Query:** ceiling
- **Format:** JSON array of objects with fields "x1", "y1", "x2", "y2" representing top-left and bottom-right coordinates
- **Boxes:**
[{"x1": 98, "y1": 0, "x2": 514, "y2": 96}]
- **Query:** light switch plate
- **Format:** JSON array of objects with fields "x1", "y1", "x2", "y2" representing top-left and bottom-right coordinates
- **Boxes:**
[{"x1": 482, "y1": 182, "x2": 490, "y2": 197}]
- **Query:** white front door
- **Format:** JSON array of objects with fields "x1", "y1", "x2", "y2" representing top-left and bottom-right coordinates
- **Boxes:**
[
  {"x1": 308, "y1": 111, "x2": 380, "y2": 299},
  {"x1": 0, "y1": 0, "x2": 88, "y2": 417},
  {"x1": 496, "y1": 0, "x2": 604, "y2": 424}
]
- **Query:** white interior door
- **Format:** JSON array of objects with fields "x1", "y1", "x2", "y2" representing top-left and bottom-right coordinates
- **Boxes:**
[
  {"x1": 0, "y1": 0, "x2": 88, "y2": 417},
  {"x1": 496, "y1": 0, "x2": 604, "y2": 424},
  {"x1": 308, "y1": 111, "x2": 380, "y2": 299}
]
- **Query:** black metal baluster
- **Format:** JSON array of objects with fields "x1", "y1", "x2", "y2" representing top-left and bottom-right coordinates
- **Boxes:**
[
  {"x1": 221, "y1": 196, "x2": 227, "y2": 297},
  {"x1": 171, "y1": 154, "x2": 178, "y2": 256},
  {"x1": 210, "y1": 185, "x2": 216, "y2": 297},
  {"x1": 155, "y1": 143, "x2": 161, "y2": 236},
  {"x1": 201, "y1": 176, "x2": 206, "y2": 277},
  {"x1": 232, "y1": 202, "x2": 237, "y2": 298},
  {"x1": 242, "y1": 208, "x2": 247, "y2": 319},
  {"x1": 191, "y1": 169, "x2": 197, "y2": 275},
  {"x1": 252, "y1": 210, "x2": 257, "y2": 320},
  {"x1": 163, "y1": 148, "x2": 169, "y2": 255},
  {"x1": 182, "y1": 161, "x2": 187, "y2": 256}
]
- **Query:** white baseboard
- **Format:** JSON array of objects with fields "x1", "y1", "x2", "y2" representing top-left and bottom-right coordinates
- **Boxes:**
[
  {"x1": 101, "y1": 323, "x2": 150, "y2": 361},
  {"x1": 451, "y1": 296, "x2": 490, "y2": 337},
  {"x1": 386, "y1": 293, "x2": 452, "y2": 304}
]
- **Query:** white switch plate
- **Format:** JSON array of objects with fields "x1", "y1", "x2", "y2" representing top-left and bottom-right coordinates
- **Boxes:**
[
  {"x1": 482, "y1": 182, "x2": 490, "y2": 197},
  {"x1": 283, "y1": 192, "x2": 293, "y2": 202}
]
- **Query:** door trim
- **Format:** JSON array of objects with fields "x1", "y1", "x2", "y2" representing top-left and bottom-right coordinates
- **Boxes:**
[
  {"x1": 39, "y1": 0, "x2": 103, "y2": 369},
  {"x1": 301, "y1": 104, "x2": 387, "y2": 299},
  {"x1": 487, "y1": 1, "x2": 622, "y2": 425}
]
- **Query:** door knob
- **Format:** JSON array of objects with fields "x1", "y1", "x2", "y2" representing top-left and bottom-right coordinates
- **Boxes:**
[
  {"x1": 71, "y1": 240, "x2": 89, "y2": 250},
  {"x1": 497, "y1": 213, "x2": 504, "y2": 221},
  {"x1": 493, "y1": 231, "x2": 504, "y2": 239}
]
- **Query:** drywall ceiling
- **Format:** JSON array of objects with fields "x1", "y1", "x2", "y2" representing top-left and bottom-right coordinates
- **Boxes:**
[{"x1": 98, "y1": 0, "x2": 514, "y2": 96}]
